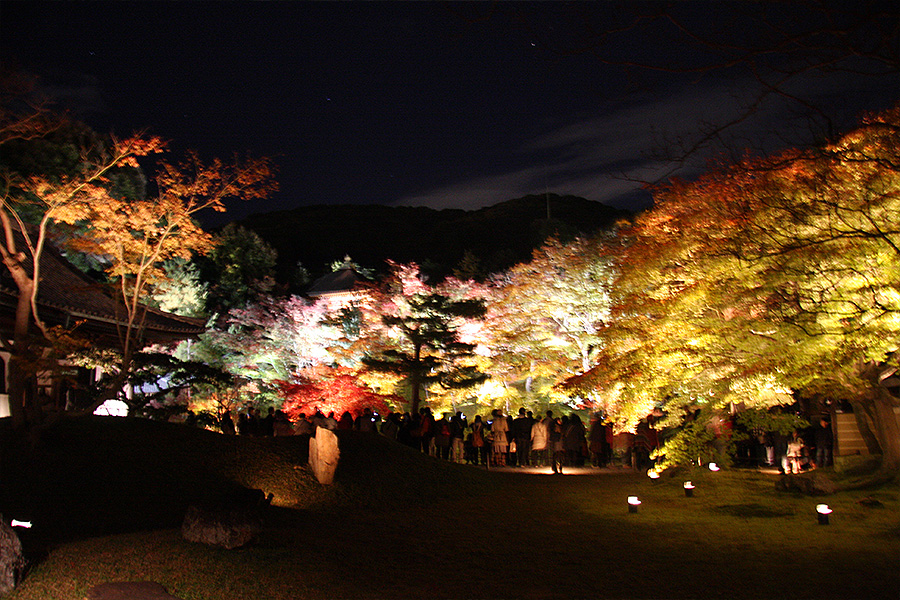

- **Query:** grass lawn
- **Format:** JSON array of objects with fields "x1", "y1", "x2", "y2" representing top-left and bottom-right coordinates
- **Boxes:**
[{"x1": 2, "y1": 417, "x2": 898, "y2": 599}]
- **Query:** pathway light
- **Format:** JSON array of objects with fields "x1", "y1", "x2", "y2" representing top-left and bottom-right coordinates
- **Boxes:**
[{"x1": 628, "y1": 496, "x2": 641, "y2": 513}]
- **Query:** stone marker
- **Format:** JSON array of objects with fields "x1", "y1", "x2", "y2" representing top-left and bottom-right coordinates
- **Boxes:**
[
  {"x1": 775, "y1": 471, "x2": 837, "y2": 495},
  {"x1": 87, "y1": 581, "x2": 182, "y2": 600},
  {"x1": 181, "y1": 501, "x2": 262, "y2": 549},
  {"x1": 0, "y1": 515, "x2": 26, "y2": 596},
  {"x1": 309, "y1": 426, "x2": 340, "y2": 484}
]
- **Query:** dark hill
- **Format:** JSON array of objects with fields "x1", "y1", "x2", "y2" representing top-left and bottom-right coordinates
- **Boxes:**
[{"x1": 238, "y1": 194, "x2": 629, "y2": 282}]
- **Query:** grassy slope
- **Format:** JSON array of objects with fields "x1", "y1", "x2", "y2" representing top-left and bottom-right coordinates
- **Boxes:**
[
  {"x1": 1, "y1": 417, "x2": 326, "y2": 542},
  {"x1": 2, "y1": 417, "x2": 898, "y2": 600}
]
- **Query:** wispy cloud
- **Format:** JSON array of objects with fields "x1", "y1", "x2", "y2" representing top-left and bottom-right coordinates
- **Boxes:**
[
  {"x1": 393, "y1": 80, "x2": 740, "y2": 212},
  {"x1": 395, "y1": 69, "x2": 874, "y2": 213}
]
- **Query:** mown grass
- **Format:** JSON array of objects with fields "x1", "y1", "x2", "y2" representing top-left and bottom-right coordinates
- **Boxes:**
[{"x1": 2, "y1": 417, "x2": 898, "y2": 599}]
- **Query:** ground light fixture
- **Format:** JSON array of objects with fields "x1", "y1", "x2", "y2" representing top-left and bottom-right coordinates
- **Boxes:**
[
  {"x1": 708, "y1": 462, "x2": 721, "y2": 471},
  {"x1": 10, "y1": 519, "x2": 32, "y2": 528},
  {"x1": 647, "y1": 469, "x2": 660, "y2": 481},
  {"x1": 628, "y1": 496, "x2": 641, "y2": 513},
  {"x1": 683, "y1": 481, "x2": 695, "y2": 497},
  {"x1": 816, "y1": 504, "x2": 833, "y2": 525}
]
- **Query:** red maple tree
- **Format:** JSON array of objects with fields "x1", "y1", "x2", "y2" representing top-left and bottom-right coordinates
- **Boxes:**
[{"x1": 278, "y1": 366, "x2": 401, "y2": 419}]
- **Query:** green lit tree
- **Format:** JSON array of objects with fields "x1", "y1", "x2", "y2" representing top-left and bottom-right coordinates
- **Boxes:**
[
  {"x1": 151, "y1": 258, "x2": 208, "y2": 318},
  {"x1": 200, "y1": 222, "x2": 279, "y2": 314},
  {"x1": 195, "y1": 295, "x2": 342, "y2": 403}
]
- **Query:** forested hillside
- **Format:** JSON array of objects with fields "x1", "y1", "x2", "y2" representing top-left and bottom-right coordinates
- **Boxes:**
[{"x1": 238, "y1": 194, "x2": 630, "y2": 281}]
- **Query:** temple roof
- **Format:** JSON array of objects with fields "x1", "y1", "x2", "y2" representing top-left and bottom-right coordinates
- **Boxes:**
[
  {"x1": 0, "y1": 233, "x2": 206, "y2": 347},
  {"x1": 306, "y1": 264, "x2": 369, "y2": 298}
]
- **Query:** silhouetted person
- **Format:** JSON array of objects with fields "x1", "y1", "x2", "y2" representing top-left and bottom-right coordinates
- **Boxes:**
[
  {"x1": 220, "y1": 412, "x2": 235, "y2": 435},
  {"x1": 513, "y1": 408, "x2": 533, "y2": 467},
  {"x1": 814, "y1": 418, "x2": 834, "y2": 468}
]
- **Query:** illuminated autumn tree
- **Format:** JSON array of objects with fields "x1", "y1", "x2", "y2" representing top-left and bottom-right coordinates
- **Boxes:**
[
  {"x1": 485, "y1": 236, "x2": 616, "y2": 404},
  {"x1": 572, "y1": 105, "x2": 900, "y2": 475},
  {"x1": 198, "y1": 295, "x2": 343, "y2": 402},
  {"x1": 361, "y1": 262, "x2": 489, "y2": 415},
  {"x1": 1, "y1": 95, "x2": 165, "y2": 426},
  {"x1": 279, "y1": 366, "x2": 401, "y2": 420},
  {"x1": 720, "y1": 107, "x2": 900, "y2": 474},
  {"x1": 61, "y1": 150, "x2": 277, "y2": 411},
  {"x1": 1, "y1": 84, "x2": 278, "y2": 424}
]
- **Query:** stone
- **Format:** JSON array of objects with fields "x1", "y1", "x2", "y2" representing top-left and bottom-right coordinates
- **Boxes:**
[
  {"x1": 309, "y1": 426, "x2": 340, "y2": 485},
  {"x1": 0, "y1": 515, "x2": 26, "y2": 596},
  {"x1": 87, "y1": 581, "x2": 182, "y2": 600},
  {"x1": 775, "y1": 471, "x2": 837, "y2": 496},
  {"x1": 181, "y1": 491, "x2": 267, "y2": 550},
  {"x1": 858, "y1": 496, "x2": 885, "y2": 508}
]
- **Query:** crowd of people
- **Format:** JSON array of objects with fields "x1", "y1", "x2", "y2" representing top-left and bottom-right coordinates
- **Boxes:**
[
  {"x1": 217, "y1": 402, "x2": 839, "y2": 477},
  {"x1": 219, "y1": 402, "x2": 838, "y2": 476},
  {"x1": 222, "y1": 405, "x2": 624, "y2": 472}
]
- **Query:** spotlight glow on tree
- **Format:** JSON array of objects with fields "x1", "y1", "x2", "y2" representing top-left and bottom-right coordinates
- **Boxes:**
[{"x1": 569, "y1": 105, "x2": 900, "y2": 474}]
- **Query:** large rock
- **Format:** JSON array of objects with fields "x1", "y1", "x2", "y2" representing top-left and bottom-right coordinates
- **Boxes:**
[
  {"x1": 87, "y1": 581, "x2": 182, "y2": 600},
  {"x1": 181, "y1": 489, "x2": 268, "y2": 549},
  {"x1": 775, "y1": 471, "x2": 837, "y2": 496},
  {"x1": 0, "y1": 515, "x2": 26, "y2": 596},
  {"x1": 309, "y1": 427, "x2": 340, "y2": 485}
]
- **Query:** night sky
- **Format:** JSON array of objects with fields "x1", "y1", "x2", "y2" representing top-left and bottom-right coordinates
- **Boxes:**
[{"x1": 2, "y1": 1, "x2": 898, "y2": 226}]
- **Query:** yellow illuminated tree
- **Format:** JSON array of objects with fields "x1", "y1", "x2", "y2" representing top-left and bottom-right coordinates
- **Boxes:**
[
  {"x1": 485, "y1": 236, "x2": 616, "y2": 409},
  {"x1": 572, "y1": 105, "x2": 900, "y2": 475}
]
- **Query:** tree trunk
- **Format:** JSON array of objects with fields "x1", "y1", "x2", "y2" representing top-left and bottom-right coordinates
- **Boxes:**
[
  {"x1": 409, "y1": 343, "x2": 423, "y2": 416},
  {"x1": 869, "y1": 390, "x2": 900, "y2": 473},
  {"x1": 6, "y1": 276, "x2": 35, "y2": 429},
  {"x1": 847, "y1": 381, "x2": 900, "y2": 476},
  {"x1": 852, "y1": 403, "x2": 883, "y2": 456},
  {"x1": 6, "y1": 355, "x2": 28, "y2": 429}
]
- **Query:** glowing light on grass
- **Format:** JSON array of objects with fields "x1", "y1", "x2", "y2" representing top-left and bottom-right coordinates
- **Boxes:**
[
  {"x1": 683, "y1": 481, "x2": 695, "y2": 497},
  {"x1": 647, "y1": 469, "x2": 660, "y2": 480},
  {"x1": 628, "y1": 496, "x2": 641, "y2": 513},
  {"x1": 708, "y1": 462, "x2": 720, "y2": 471},
  {"x1": 816, "y1": 504, "x2": 833, "y2": 525}
]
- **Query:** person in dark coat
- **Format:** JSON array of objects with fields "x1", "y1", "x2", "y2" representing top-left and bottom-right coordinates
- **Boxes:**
[
  {"x1": 813, "y1": 417, "x2": 834, "y2": 468},
  {"x1": 220, "y1": 411, "x2": 236, "y2": 435},
  {"x1": 512, "y1": 408, "x2": 534, "y2": 467},
  {"x1": 588, "y1": 413, "x2": 608, "y2": 467},
  {"x1": 261, "y1": 407, "x2": 275, "y2": 436},
  {"x1": 338, "y1": 411, "x2": 354, "y2": 430},
  {"x1": 548, "y1": 412, "x2": 564, "y2": 474},
  {"x1": 471, "y1": 415, "x2": 487, "y2": 465},
  {"x1": 564, "y1": 414, "x2": 587, "y2": 467},
  {"x1": 237, "y1": 411, "x2": 250, "y2": 436}
]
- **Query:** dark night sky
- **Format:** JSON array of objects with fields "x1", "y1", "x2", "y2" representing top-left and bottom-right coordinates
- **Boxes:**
[{"x1": 2, "y1": 1, "x2": 898, "y2": 227}]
